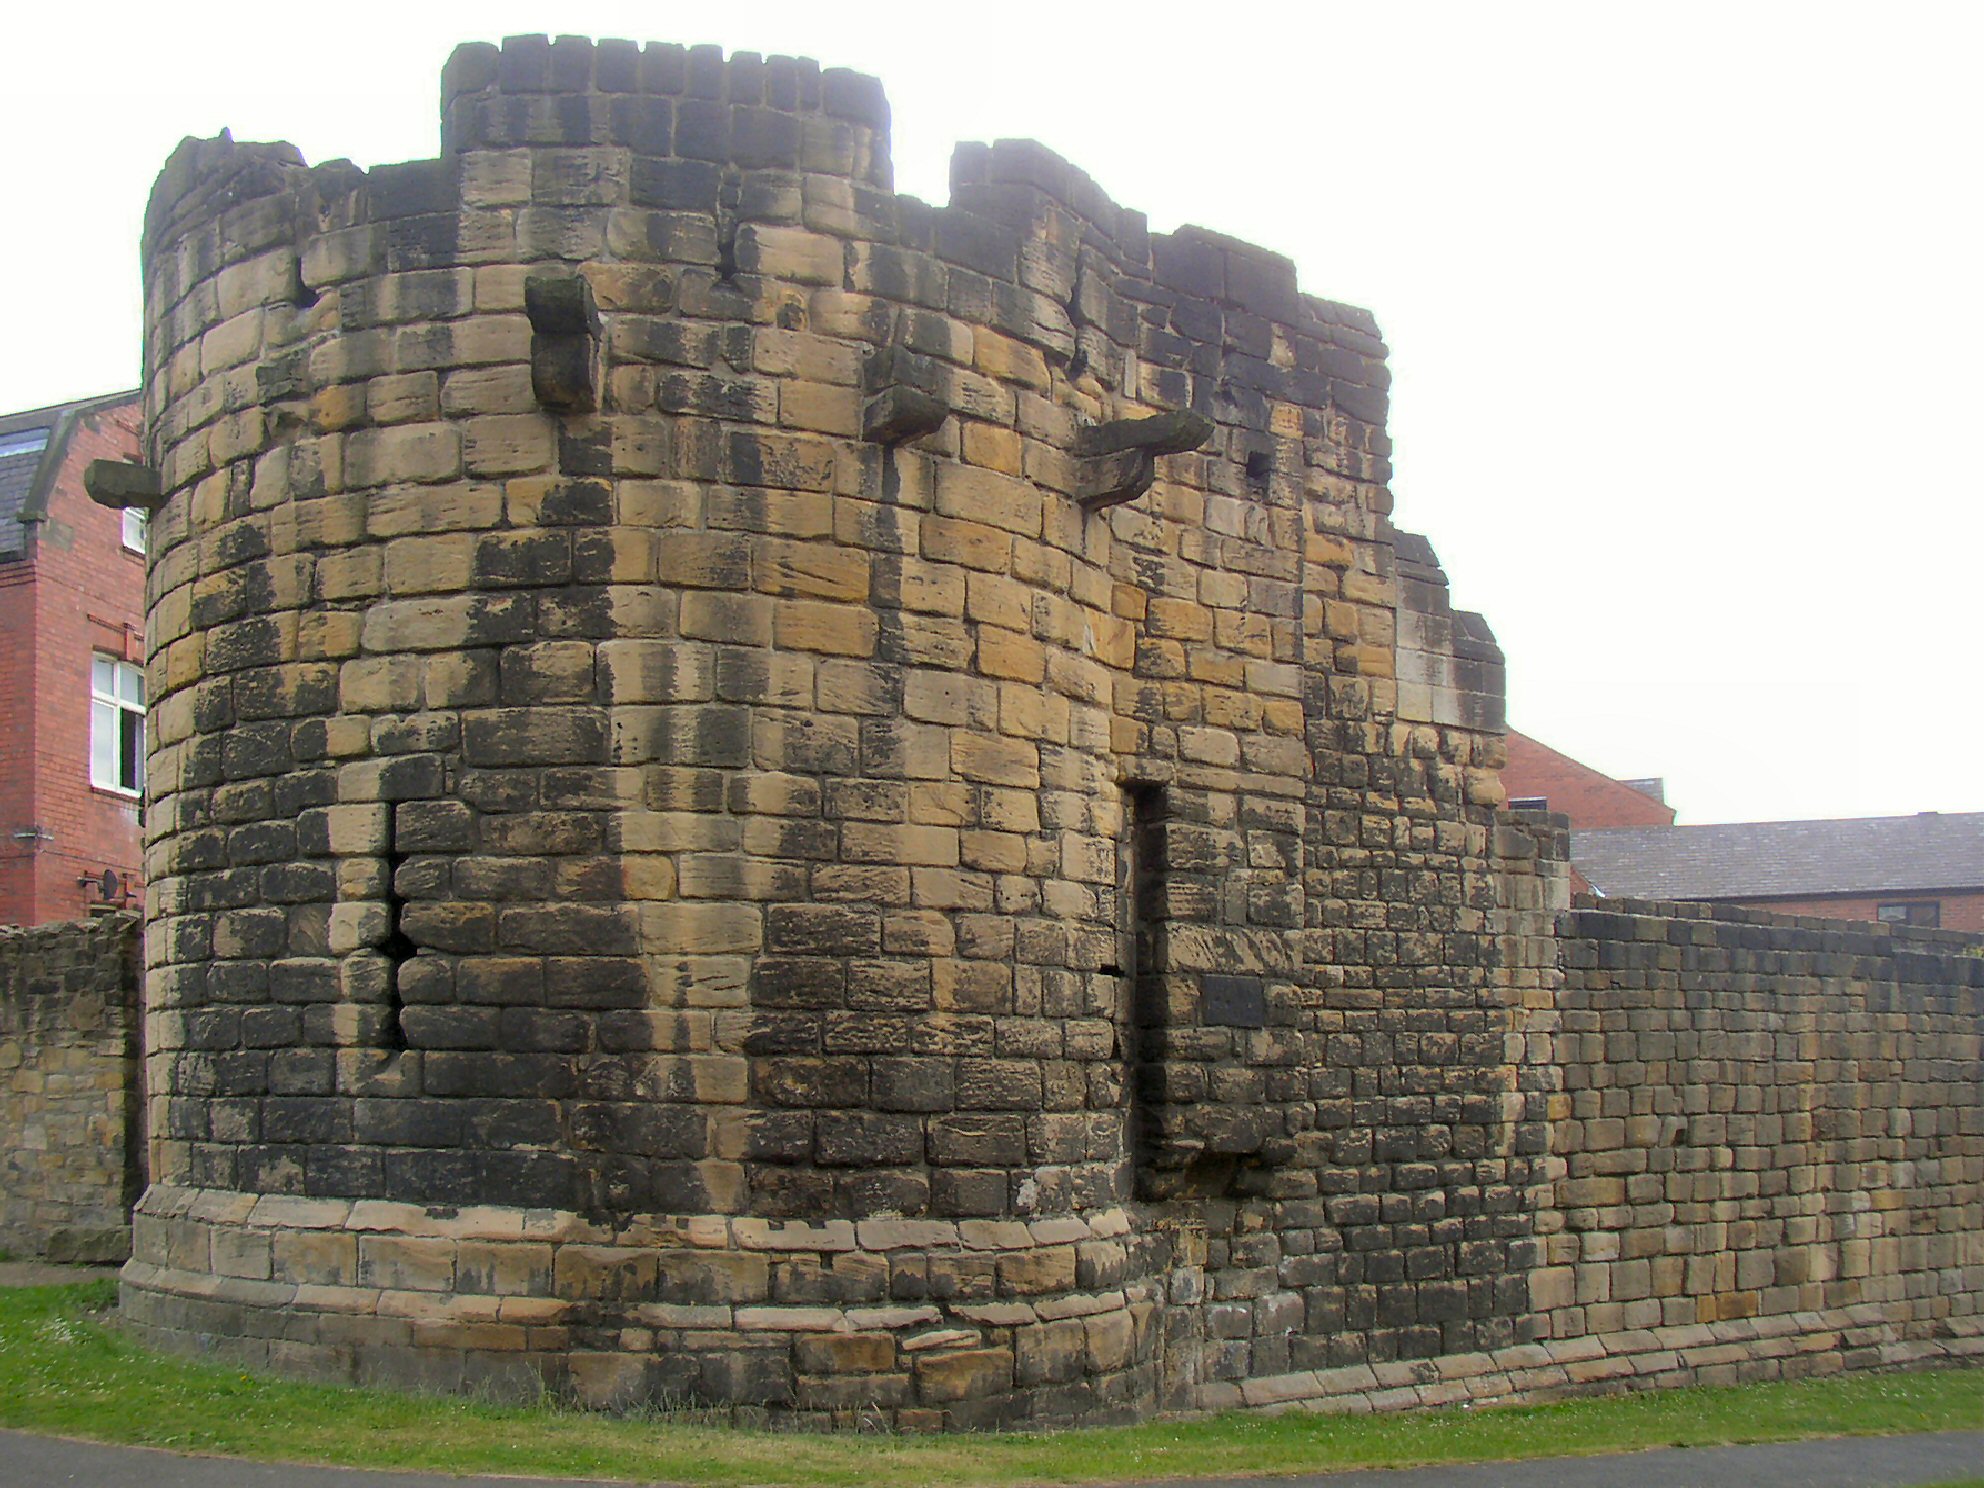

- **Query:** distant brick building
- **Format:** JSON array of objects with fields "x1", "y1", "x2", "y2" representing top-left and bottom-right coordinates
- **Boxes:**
[
  {"x1": 1574, "y1": 812, "x2": 1984, "y2": 933},
  {"x1": 1504, "y1": 734, "x2": 1984, "y2": 932},
  {"x1": 1500, "y1": 730, "x2": 1673, "y2": 830},
  {"x1": 0, "y1": 393, "x2": 147, "y2": 927}
]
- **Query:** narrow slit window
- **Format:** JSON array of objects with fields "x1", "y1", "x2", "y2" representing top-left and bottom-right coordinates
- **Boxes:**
[
  {"x1": 379, "y1": 807, "x2": 414, "y2": 1050},
  {"x1": 1123, "y1": 783, "x2": 1168, "y2": 1179}
]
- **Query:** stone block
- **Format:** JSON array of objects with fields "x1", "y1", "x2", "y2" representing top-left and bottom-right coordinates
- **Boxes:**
[{"x1": 915, "y1": 1347, "x2": 1014, "y2": 1404}]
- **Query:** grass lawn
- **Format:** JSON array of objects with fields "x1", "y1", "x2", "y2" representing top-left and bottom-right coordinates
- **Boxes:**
[{"x1": 1, "y1": 1281, "x2": 1978, "y2": 1485}]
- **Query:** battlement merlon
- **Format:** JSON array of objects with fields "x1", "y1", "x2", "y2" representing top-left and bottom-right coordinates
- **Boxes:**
[
  {"x1": 140, "y1": 35, "x2": 1395, "y2": 466},
  {"x1": 438, "y1": 37, "x2": 893, "y2": 189}
]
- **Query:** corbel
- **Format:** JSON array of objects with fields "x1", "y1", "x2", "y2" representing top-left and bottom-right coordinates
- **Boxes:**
[
  {"x1": 1072, "y1": 411, "x2": 1214, "y2": 510},
  {"x1": 83, "y1": 461, "x2": 164, "y2": 511},
  {"x1": 525, "y1": 274, "x2": 601, "y2": 412},
  {"x1": 861, "y1": 344, "x2": 949, "y2": 446}
]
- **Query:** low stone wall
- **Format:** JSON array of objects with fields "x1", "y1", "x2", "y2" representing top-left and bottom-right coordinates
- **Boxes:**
[
  {"x1": 0, "y1": 913, "x2": 142, "y2": 1260},
  {"x1": 1165, "y1": 894, "x2": 1984, "y2": 1416},
  {"x1": 1532, "y1": 899, "x2": 1984, "y2": 1372}
]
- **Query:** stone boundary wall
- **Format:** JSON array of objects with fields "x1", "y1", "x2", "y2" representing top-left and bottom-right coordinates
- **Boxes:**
[
  {"x1": 0, "y1": 913, "x2": 143, "y2": 1260},
  {"x1": 1191, "y1": 893, "x2": 1984, "y2": 1415},
  {"x1": 1537, "y1": 899, "x2": 1983, "y2": 1349}
]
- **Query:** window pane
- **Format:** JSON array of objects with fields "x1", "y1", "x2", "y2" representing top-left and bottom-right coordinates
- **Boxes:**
[
  {"x1": 122, "y1": 507, "x2": 149, "y2": 553},
  {"x1": 119, "y1": 710, "x2": 142, "y2": 792},
  {"x1": 93, "y1": 655, "x2": 114, "y2": 697},
  {"x1": 1878, "y1": 901, "x2": 1941, "y2": 928},
  {"x1": 91, "y1": 699, "x2": 117, "y2": 786},
  {"x1": 119, "y1": 662, "x2": 144, "y2": 706}
]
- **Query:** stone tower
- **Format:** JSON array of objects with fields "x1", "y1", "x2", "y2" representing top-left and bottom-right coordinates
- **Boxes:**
[{"x1": 120, "y1": 36, "x2": 1537, "y2": 1426}]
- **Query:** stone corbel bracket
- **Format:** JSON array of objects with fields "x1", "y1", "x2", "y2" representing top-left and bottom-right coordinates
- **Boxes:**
[
  {"x1": 862, "y1": 345, "x2": 949, "y2": 446},
  {"x1": 525, "y1": 275, "x2": 601, "y2": 413},
  {"x1": 1073, "y1": 411, "x2": 1214, "y2": 510},
  {"x1": 83, "y1": 460, "x2": 164, "y2": 512}
]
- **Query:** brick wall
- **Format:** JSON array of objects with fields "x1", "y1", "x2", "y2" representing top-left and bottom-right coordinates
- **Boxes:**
[
  {"x1": 0, "y1": 565, "x2": 35, "y2": 919},
  {"x1": 0, "y1": 398, "x2": 146, "y2": 927},
  {"x1": 1708, "y1": 891, "x2": 1984, "y2": 935},
  {"x1": 0, "y1": 912, "x2": 143, "y2": 1259},
  {"x1": 1500, "y1": 731, "x2": 1674, "y2": 830}
]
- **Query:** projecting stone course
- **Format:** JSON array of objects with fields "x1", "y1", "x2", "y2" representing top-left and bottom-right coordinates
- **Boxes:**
[{"x1": 106, "y1": 33, "x2": 1983, "y2": 1428}]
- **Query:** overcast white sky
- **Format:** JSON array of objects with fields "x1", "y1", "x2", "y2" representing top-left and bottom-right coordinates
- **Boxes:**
[{"x1": 6, "y1": 3, "x2": 1976, "y2": 825}]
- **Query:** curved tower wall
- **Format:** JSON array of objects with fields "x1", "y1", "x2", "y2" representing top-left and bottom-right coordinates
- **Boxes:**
[{"x1": 122, "y1": 36, "x2": 1528, "y2": 1426}]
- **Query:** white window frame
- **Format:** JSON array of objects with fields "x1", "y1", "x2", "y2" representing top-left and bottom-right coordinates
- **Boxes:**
[
  {"x1": 1876, "y1": 900, "x2": 1939, "y2": 928},
  {"x1": 121, "y1": 506, "x2": 148, "y2": 554},
  {"x1": 90, "y1": 655, "x2": 145, "y2": 797}
]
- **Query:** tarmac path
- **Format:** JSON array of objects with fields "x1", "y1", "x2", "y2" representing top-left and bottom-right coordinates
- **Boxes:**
[{"x1": 2, "y1": 1427, "x2": 1980, "y2": 1488}]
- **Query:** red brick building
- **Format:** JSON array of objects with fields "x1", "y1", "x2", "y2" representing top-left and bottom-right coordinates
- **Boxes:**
[
  {"x1": 1505, "y1": 733, "x2": 1983, "y2": 930},
  {"x1": 1572, "y1": 813, "x2": 1984, "y2": 933},
  {"x1": 0, "y1": 393, "x2": 147, "y2": 926},
  {"x1": 1501, "y1": 729, "x2": 1675, "y2": 829}
]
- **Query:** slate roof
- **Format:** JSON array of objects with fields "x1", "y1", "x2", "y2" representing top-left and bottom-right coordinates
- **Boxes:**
[
  {"x1": 1573, "y1": 812, "x2": 1984, "y2": 900},
  {"x1": 0, "y1": 392, "x2": 139, "y2": 558},
  {"x1": 0, "y1": 425, "x2": 53, "y2": 557}
]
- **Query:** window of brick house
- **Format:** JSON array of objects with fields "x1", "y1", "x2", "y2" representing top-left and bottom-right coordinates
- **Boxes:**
[
  {"x1": 121, "y1": 506, "x2": 148, "y2": 554},
  {"x1": 90, "y1": 655, "x2": 144, "y2": 795},
  {"x1": 1877, "y1": 900, "x2": 1940, "y2": 928}
]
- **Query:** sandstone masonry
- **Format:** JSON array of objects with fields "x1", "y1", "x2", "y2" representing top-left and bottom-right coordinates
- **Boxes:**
[
  {"x1": 0, "y1": 912, "x2": 142, "y2": 1261},
  {"x1": 113, "y1": 37, "x2": 1982, "y2": 1426}
]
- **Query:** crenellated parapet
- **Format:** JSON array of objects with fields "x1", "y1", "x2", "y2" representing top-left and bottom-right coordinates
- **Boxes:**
[{"x1": 124, "y1": 35, "x2": 1527, "y2": 1427}]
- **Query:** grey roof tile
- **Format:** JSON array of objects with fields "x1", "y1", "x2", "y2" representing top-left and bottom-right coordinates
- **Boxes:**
[
  {"x1": 0, "y1": 430, "x2": 52, "y2": 555},
  {"x1": 0, "y1": 392, "x2": 140, "y2": 558},
  {"x1": 1573, "y1": 812, "x2": 1984, "y2": 900}
]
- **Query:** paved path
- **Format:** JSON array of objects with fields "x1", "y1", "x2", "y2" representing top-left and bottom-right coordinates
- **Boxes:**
[{"x1": 3, "y1": 1428, "x2": 1980, "y2": 1487}]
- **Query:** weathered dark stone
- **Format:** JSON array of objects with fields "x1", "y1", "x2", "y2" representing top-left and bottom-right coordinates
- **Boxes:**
[
  {"x1": 83, "y1": 459, "x2": 163, "y2": 511},
  {"x1": 525, "y1": 274, "x2": 601, "y2": 411},
  {"x1": 108, "y1": 33, "x2": 1984, "y2": 1439}
]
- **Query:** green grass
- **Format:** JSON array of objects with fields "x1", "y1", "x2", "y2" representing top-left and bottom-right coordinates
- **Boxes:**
[{"x1": 2, "y1": 1281, "x2": 1979, "y2": 1485}]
